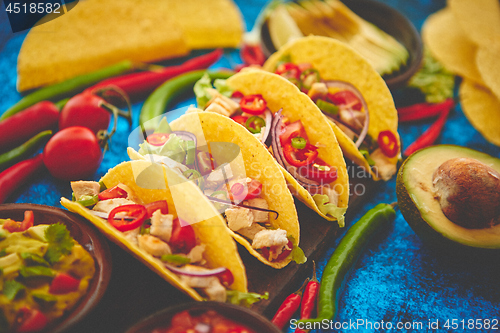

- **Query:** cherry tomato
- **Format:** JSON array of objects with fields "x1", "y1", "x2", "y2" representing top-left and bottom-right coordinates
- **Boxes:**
[
  {"x1": 59, "y1": 92, "x2": 111, "y2": 134},
  {"x1": 231, "y1": 115, "x2": 248, "y2": 126},
  {"x1": 49, "y1": 273, "x2": 80, "y2": 294},
  {"x1": 299, "y1": 159, "x2": 338, "y2": 184},
  {"x1": 146, "y1": 133, "x2": 170, "y2": 146},
  {"x1": 144, "y1": 200, "x2": 169, "y2": 217},
  {"x1": 279, "y1": 120, "x2": 308, "y2": 146},
  {"x1": 239, "y1": 94, "x2": 267, "y2": 115},
  {"x1": 14, "y1": 307, "x2": 48, "y2": 333},
  {"x1": 377, "y1": 130, "x2": 399, "y2": 158},
  {"x1": 108, "y1": 204, "x2": 147, "y2": 232},
  {"x1": 283, "y1": 143, "x2": 318, "y2": 167},
  {"x1": 231, "y1": 179, "x2": 263, "y2": 202},
  {"x1": 98, "y1": 185, "x2": 128, "y2": 201},
  {"x1": 328, "y1": 90, "x2": 362, "y2": 111},
  {"x1": 169, "y1": 218, "x2": 196, "y2": 254},
  {"x1": 3, "y1": 210, "x2": 34, "y2": 233},
  {"x1": 43, "y1": 126, "x2": 103, "y2": 181},
  {"x1": 261, "y1": 240, "x2": 293, "y2": 262}
]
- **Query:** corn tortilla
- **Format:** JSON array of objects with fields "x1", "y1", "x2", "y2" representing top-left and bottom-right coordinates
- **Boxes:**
[
  {"x1": 476, "y1": 44, "x2": 500, "y2": 102},
  {"x1": 61, "y1": 160, "x2": 248, "y2": 300}
]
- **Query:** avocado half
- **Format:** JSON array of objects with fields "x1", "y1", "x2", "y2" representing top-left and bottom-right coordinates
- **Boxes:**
[{"x1": 396, "y1": 145, "x2": 500, "y2": 251}]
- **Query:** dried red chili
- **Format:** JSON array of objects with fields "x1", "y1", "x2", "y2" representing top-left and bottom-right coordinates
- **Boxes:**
[
  {"x1": 403, "y1": 105, "x2": 451, "y2": 157},
  {"x1": 398, "y1": 98, "x2": 454, "y2": 122},
  {"x1": 271, "y1": 278, "x2": 309, "y2": 329}
]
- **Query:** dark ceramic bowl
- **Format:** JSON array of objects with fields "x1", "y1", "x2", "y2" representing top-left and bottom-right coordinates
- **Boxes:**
[
  {"x1": 0, "y1": 203, "x2": 112, "y2": 333},
  {"x1": 125, "y1": 302, "x2": 282, "y2": 333},
  {"x1": 260, "y1": 0, "x2": 423, "y2": 90}
]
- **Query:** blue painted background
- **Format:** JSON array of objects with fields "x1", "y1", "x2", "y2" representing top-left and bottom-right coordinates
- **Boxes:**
[{"x1": 1, "y1": 1, "x2": 499, "y2": 332}]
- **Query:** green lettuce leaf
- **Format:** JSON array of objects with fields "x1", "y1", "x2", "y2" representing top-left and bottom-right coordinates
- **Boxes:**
[
  {"x1": 226, "y1": 290, "x2": 269, "y2": 308},
  {"x1": 313, "y1": 194, "x2": 347, "y2": 227},
  {"x1": 193, "y1": 73, "x2": 214, "y2": 109},
  {"x1": 138, "y1": 134, "x2": 187, "y2": 163}
]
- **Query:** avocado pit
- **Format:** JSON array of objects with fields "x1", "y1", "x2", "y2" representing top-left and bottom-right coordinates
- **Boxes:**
[{"x1": 432, "y1": 157, "x2": 500, "y2": 229}]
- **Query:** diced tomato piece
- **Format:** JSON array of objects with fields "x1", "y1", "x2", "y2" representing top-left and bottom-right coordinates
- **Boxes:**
[
  {"x1": 98, "y1": 185, "x2": 128, "y2": 201},
  {"x1": 327, "y1": 90, "x2": 362, "y2": 111},
  {"x1": 144, "y1": 200, "x2": 169, "y2": 217},
  {"x1": 3, "y1": 211, "x2": 34, "y2": 233},
  {"x1": 169, "y1": 219, "x2": 196, "y2": 254},
  {"x1": 49, "y1": 272, "x2": 80, "y2": 294},
  {"x1": 15, "y1": 307, "x2": 48, "y2": 333},
  {"x1": 279, "y1": 120, "x2": 308, "y2": 146},
  {"x1": 231, "y1": 179, "x2": 262, "y2": 202},
  {"x1": 261, "y1": 240, "x2": 293, "y2": 262},
  {"x1": 147, "y1": 133, "x2": 170, "y2": 146},
  {"x1": 231, "y1": 115, "x2": 248, "y2": 126}
]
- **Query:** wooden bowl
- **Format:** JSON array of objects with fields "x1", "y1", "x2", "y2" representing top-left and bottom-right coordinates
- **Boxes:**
[{"x1": 0, "y1": 203, "x2": 112, "y2": 333}]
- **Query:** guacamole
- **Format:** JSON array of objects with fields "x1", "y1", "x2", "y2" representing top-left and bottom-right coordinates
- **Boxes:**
[{"x1": 0, "y1": 214, "x2": 95, "y2": 332}]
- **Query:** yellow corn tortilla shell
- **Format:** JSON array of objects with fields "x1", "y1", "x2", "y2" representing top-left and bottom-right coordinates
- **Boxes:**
[
  {"x1": 476, "y1": 43, "x2": 500, "y2": 102},
  {"x1": 421, "y1": 8, "x2": 484, "y2": 84},
  {"x1": 17, "y1": 0, "x2": 243, "y2": 92},
  {"x1": 459, "y1": 79, "x2": 500, "y2": 147},
  {"x1": 224, "y1": 69, "x2": 349, "y2": 222},
  {"x1": 448, "y1": 0, "x2": 500, "y2": 47},
  {"x1": 161, "y1": 111, "x2": 300, "y2": 269},
  {"x1": 262, "y1": 36, "x2": 400, "y2": 181},
  {"x1": 61, "y1": 160, "x2": 247, "y2": 301}
]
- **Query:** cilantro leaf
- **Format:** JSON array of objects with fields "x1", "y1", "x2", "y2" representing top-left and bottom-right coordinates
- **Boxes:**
[{"x1": 44, "y1": 223, "x2": 74, "y2": 265}]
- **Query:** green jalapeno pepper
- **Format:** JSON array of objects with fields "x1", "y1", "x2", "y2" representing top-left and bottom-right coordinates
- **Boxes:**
[{"x1": 301, "y1": 203, "x2": 396, "y2": 323}]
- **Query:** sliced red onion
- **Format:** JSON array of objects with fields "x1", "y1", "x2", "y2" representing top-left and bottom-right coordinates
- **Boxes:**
[
  {"x1": 270, "y1": 110, "x2": 321, "y2": 192},
  {"x1": 323, "y1": 80, "x2": 369, "y2": 148},
  {"x1": 260, "y1": 109, "x2": 273, "y2": 144},
  {"x1": 163, "y1": 264, "x2": 234, "y2": 286},
  {"x1": 205, "y1": 195, "x2": 279, "y2": 219}
]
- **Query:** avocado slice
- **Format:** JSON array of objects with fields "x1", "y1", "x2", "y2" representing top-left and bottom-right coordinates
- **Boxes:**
[{"x1": 396, "y1": 145, "x2": 500, "y2": 250}]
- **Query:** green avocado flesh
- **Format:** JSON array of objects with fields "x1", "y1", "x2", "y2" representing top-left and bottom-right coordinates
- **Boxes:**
[{"x1": 396, "y1": 145, "x2": 500, "y2": 249}]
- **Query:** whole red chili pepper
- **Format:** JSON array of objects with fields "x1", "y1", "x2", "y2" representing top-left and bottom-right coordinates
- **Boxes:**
[
  {"x1": 89, "y1": 49, "x2": 223, "y2": 101},
  {"x1": 0, "y1": 101, "x2": 59, "y2": 153},
  {"x1": 271, "y1": 278, "x2": 309, "y2": 329},
  {"x1": 0, "y1": 154, "x2": 44, "y2": 204},
  {"x1": 403, "y1": 103, "x2": 451, "y2": 157},
  {"x1": 397, "y1": 98, "x2": 454, "y2": 122},
  {"x1": 240, "y1": 43, "x2": 266, "y2": 66},
  {"x1": 294, "y1": 262, "x2": 320, "y2": 333}
]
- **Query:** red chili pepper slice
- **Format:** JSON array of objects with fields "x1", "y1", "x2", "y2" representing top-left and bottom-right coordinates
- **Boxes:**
[
  {"x1": 275, "y1": 63, "x2": 301, "y2": 80},
  {"x1": 240, "y1": 44, "x2": 267, "y2": 66},
  {"x1": 279, "y1": 120, "x2": 309, "y2": 146},
  {"x1": 146, "y1": 133, "x2": 170, "y2": 146},
  {"x1": 328, "y1": 90, "x2": 362, "y2": 111},
  {"x1": 231, "y1": 115, "x2": 248, "y2": 126},
  {"x1": 98, "y1": 185, "x2": 128, "y2": 201},
  {"x1": 144, "y1": 200, "x2": 169, "y2": 217},
  {"x1": 108, "y1": 204, "x2": 147, "y2": 232},
  {"x1": 239, "y1": 94, "x2": 267, "y2": 115},
  {"x1": 377, "y1": 130, "x2": 399, "y2": 158},
  {"x1": 283, "y1": 143, "x2": 318, "y2": 167}
]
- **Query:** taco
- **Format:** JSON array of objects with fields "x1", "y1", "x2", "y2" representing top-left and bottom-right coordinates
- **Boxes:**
[
  {"x1": 61, "y1": 160, "x2": 264, "y2": 304},
  {"x1": 193, "y1": 69, "x2": 349, "y2": 225},
  {"x1": 129, "y1": 111, "x2": 304, "y2": 269},
  {"x1": 262, "y1": 36, "x2": 401, "y2": 181}
]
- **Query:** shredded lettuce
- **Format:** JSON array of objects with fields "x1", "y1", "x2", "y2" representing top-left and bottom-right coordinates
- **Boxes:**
[
  {"x1": 313, "y1": 194, "x2": 347, "y2": 227},
  {"x1": 194, "y1": 73, "x2": 214, "y2": 109},
  {"x1": 226, "y1": 290, "x2": 269, "y2": 307},
  {"x1": 154, "y1": 117, "x2": 172, "y2": 134},
  {"x1": 288, "y1": 236, "x2": 307, "y2": 264},
  {"x1": 138, "y1": 134, "x2": 188, "y2": 163},
  {"x1": 213, "y1": 79, "x2": 232, "y2": 98}
]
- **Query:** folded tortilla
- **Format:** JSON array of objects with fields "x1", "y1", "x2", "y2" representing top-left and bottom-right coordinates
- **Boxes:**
[
  {"x1": 61, "y1": 159, "x2": 247, "y2": 301},
  {"x1": 263, "y1": 36, "x2": 401, "y2": 181}
]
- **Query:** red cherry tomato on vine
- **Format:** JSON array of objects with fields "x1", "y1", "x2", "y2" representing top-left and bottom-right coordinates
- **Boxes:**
[
  {"x1": 169, "y1": 218, "x2": 196, "y2": 254},
  {"x1": 59, "y1": 92, "x2": 111, "y2": 134},
  {"x1": 43, "y1": 126, "x2": 103, "y2": 181}
]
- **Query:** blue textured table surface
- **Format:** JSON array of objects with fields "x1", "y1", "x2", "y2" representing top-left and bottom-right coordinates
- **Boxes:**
[{"x1": 1, "y1": 1, "x2": 500, "y2": 332}]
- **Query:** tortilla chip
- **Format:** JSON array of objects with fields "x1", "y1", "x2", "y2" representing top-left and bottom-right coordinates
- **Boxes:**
[
  {"x1": 61, "y1": 160, "x2": 248, "y2": 300},
  {"x1": 168, "y1": 111, "x2": 300, "y2": 269},
  {"x1": 448, "y1": 0, "x2": 500, "y2": 47},
  {"x1": 421, "y1": 8, "x2": 484, "y2": 84},
  {"x1": 476, "y1": 43, "x2": 500, "y2": 102},
  {"x1": 459, "y1": 79, "x2": 500, "y2": 147},
  {"x1": 225, "y1": 69, "x2": 349, "y2": 221},
  {"x1": 262, "y1": 36, "x2": 400, "y2": 181}
]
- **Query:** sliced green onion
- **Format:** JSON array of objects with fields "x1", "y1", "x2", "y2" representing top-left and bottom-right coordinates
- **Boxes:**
[
  {"x1": 160, "y1": 254, "x2": 190, "y2": 265},
  {"x1": 300, "y1": 68, "x2": 321, "y2": 91},
  {"x1": 245, "y1": 116, "x2": 266, "y2": 134},
  {"x1": 183, "y1": 169, "x2": 204, "y2": 189},
  {"x1": 316, "y1": 99, "x2": 339, "y2": 116},
  {"x1": 76, "y1": 195, "x2": 99, "y2": 207},
  {"x1": 291, "y1": 136, "x2": 307, "y2": 149}
]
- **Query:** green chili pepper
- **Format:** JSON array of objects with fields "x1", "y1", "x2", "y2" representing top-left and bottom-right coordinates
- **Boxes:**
[
  {"x1": 245, "y1": 116, "x2": 265, "y2": 134},
  {"x1": 0, "y1": 130, "x2": 52, "y2": 171},
  {"x1": 160, "y1": 254, "x2": 190, "y2": 265},
  {"x1": 301, "y1": 203, "x2": 396, "y2": 323},
  {"x1": 291, "y1": 136, "x2": 306, "y2": 149},
  {"x1": 54, "y1": 98, "x2": 70, "y2": 110},
  {"x1": 1, "y1": 61, "x2": 134, "y2": 121},
  {"x1": 140, "y1": 69, "x2": 235, "y2": 129},
  {"x1": 300, "y1": 68, "x2": 321, "y2": 91},
  {"x1": 316, "y1": 99, "x2": 339, "y2": 116},
  {"x1": 183, "y1": 169, "x2": 204, "y2": 189},
  {"x1": 76, "y1": 195, "x2": 99, "y2": 207}
]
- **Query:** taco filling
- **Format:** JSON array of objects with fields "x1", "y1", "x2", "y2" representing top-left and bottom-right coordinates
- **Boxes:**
[
  {"x1": 273, "y1": 60, "x2": 399, "y2": 179},
  {"x1": 194, "y1": 74, "x2": 345, "y2": 223},
  {"x1": 129, "y1": 119, "x2": 303, "y2": 264},
  {"x1": 70, "y1": 180, "x2": 233, "y2": 302}
]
